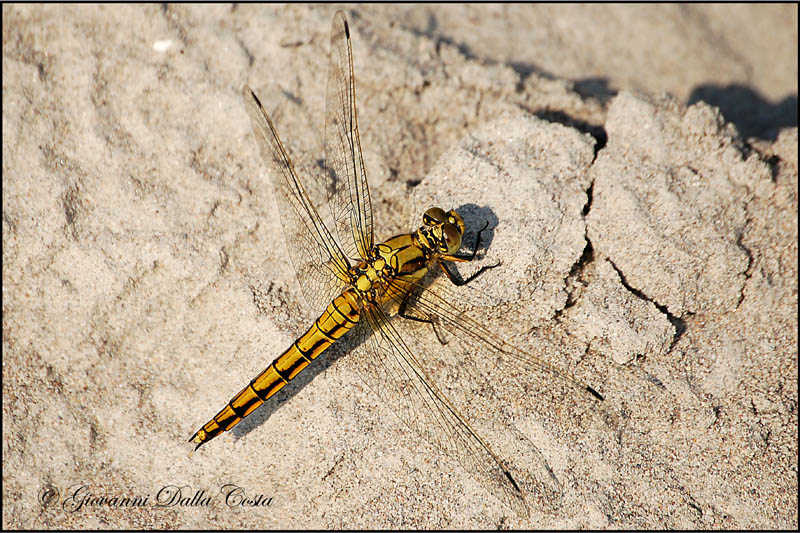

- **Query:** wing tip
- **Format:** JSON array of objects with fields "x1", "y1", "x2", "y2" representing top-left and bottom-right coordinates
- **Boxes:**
[
  {"x1": 242, "y1": 84, "x2": 261, "y2": 107},
  {"x1": 587, "y1": 385, "x2": 604, "y2": 401},
  {"x1": 332, "y1": 10, "x2": 350, "y2": 39},
  {"x1": 504, "y1": 469, "x2": 522, "y2": 494},
  {"x1": 503, "y1": 470, "x2": 531, "y2": 518}
]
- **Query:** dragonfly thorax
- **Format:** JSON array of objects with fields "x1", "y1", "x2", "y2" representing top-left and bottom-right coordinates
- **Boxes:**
[
  {"x1": 416, "y1": 207, "x2": 465, "y2": 256},
  {"x1": 352, "y1": 245, "x2": 398, "y2": 298}
]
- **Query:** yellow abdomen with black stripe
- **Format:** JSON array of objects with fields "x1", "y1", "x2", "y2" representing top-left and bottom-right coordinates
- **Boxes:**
[{"x1": 190, "y1": 288, "x2": 361, "y2": 448}]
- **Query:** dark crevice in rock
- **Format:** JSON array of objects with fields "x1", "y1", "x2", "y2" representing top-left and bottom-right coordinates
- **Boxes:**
[
  {"x1": 433, "y1": 34, "x2": 477, "y2": 63},
  {"x1": 607, "y1": 259, "x2": 687, "y2": 350},
  {"x1": 555, "y1": 181, "x2": 597, "y2": 323},
  {"x1": 511, "y1": 102, "x2": 609, "y2": 160},
  {"x1": 734, "y1": 222, "x2": 755, "y2": 309},
  {"x1": 554, "y1": 238, "x2": 595, "y2": 326},
  {"x1": 573, "y1": 237, "x2": 595, "y2": 277},
  {"x1": 765, "y1": 154, "x2": 781, "y2": 182},
  {"x1": 527, "y1": 107, "x2": 608, "y2": 159},
  {"x1": 572, "y1": 177, "x2": 596, "y2": 277},
  {"x1": 582, "y1": 180, "x2": 594, "y2": 217},
  {"x1": 679, "y1": 487, "x2": 703, "y2": 518},
  {"x1": 739, "y1": 137, "x2": 781, "y2": 182}
]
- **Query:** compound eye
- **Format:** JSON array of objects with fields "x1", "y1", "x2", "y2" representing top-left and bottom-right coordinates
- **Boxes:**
[
  {"x1": 441, "y1": 224, "x2": 461, "y2": 253},
  {"x1": 446, "y1": 210, "x2": 465, "y2": 234},
  {"x1": 423, "y1": 207, "x2": 446, "y2": 226}
]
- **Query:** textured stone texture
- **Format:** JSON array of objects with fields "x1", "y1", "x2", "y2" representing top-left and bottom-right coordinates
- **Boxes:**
[{"x1": 3, "y1": 4, "x2": 797, "y2": 529}]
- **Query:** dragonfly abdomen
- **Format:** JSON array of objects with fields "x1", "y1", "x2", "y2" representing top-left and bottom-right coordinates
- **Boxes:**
[{"x1": 190, "y1": 289, "x2": 361, "y2": 449}]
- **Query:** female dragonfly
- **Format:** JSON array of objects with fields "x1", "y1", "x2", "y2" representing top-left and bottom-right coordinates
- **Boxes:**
[{"x1": 191, "y1": 10, "x2": 607, "y2": 515}]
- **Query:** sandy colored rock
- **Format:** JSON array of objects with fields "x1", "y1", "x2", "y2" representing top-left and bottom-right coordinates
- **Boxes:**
[
  {"x1": 3, "y1": 4, "x2": 797, "y2": 529},
  {"x1": 563, "y1": 258, "x2": 675, "y2": 366},
  {"x1": 587, "y1": 91, "x2": 771, "y2": 317}
]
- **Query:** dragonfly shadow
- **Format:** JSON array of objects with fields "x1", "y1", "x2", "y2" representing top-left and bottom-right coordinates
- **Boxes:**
[
  {"x1": 230, "y1": 327, "x2": 362, "y2": 441},
  {"x1": 453, "y1": 203, "x2": 499, "y2": 254},
  {"x1": 230, "y1": 204, "x2": 501, "y2": 442}
]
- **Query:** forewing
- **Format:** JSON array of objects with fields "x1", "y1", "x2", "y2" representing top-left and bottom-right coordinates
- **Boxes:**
[
  {"x1": 344, "y1": 304, "x2": 529, "y2": 516},
  {"x1": 242, "y1": 85, "x2": 351, "y2": 311},
  {"x1": 324, "y1": 10, "x2": 374, "y2": 261}
]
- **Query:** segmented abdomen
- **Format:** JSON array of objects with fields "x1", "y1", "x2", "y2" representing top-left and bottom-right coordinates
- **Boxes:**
[{"x1": 190, "y1": 289, "x2": 361, "y2": 448}]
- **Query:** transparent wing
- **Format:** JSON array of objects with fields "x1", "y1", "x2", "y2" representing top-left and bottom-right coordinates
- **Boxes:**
[
  {"x1": 383, "y1": 274, "x2": 617, "y2": 431},
  {"x1": 344, "y1": 304, "x2": 529, "y2": 516},
  {"x1": 324, "y1": 10, "x2": 373, "y2": 261},
  {"x1": 372, "y1": 274, "x2": 619, "y2": 512},
  {"x1": 242, "y1": 85, "x2": 351, "y2": 311}
]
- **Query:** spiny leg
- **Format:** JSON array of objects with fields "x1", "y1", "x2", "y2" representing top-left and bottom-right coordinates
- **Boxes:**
[
  {"x1": 439, "y1": 260, "x2": 501, "y2": 287},
  {"x1": 452, "y1": 221, "x2": 492, "y2": 262},
  {"x1": 441, "y1": 221, "x2": 501, "y2": 286},
  {"x1": 397, "y1": 292, "x2": 450, "y2": 345}
]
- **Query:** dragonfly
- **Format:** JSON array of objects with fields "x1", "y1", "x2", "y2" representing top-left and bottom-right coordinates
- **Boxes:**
[{"x1": 190, "y1": 10, "x2": 609, "y2": 515}]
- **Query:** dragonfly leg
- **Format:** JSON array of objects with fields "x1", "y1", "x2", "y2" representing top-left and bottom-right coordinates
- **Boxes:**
[
  {"x1": 440, "y1": 221, "x2": 501, "y2": 286},
  {"x1": 439, "y1": 260, "x2": 501, "y2": 287},
  {"x1": 397, "y1": 294, "x2": 450, "y2": 344},
  {"x1": 451, "y1": 220, "x2": 491, "y2": 262}
]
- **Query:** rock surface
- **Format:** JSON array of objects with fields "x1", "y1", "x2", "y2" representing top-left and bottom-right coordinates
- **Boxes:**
[{"x1": 3, "y1": 4, "x2": 797, "y2": 529}]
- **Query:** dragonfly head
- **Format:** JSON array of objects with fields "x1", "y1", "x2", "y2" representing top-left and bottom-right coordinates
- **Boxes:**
[{"x1": 420, "y1": 207, "x2": 465, "y2": 255}]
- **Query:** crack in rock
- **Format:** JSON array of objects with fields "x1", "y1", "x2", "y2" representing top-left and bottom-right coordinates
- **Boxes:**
[{"x1": 607, "y1": 258, "x2": 687, "y2": 351}]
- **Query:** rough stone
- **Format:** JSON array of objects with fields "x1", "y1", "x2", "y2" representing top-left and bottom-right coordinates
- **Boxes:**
[{"x1": 2, "y1": 4, "x2": 796, "y2": 530}]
